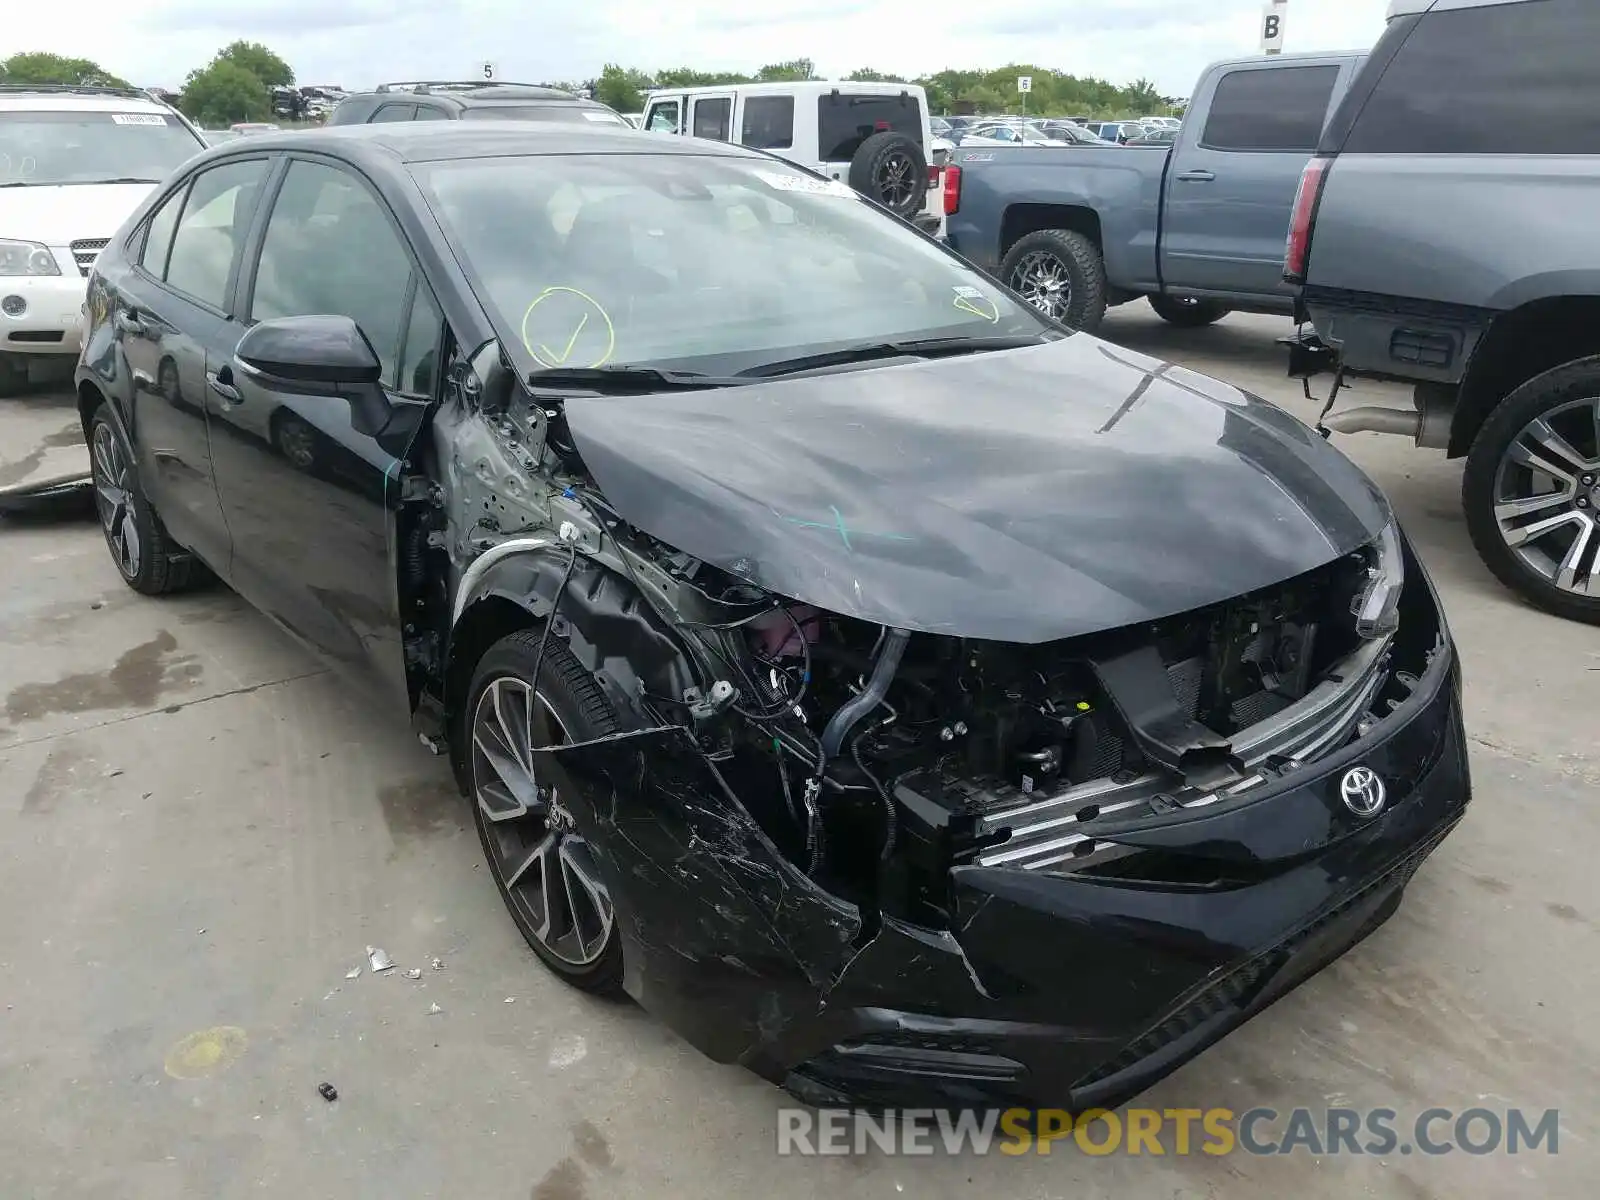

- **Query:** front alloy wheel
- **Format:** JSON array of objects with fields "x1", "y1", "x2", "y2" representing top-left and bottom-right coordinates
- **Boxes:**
[
  {"x1": 1465, "y1": 361, "x2": 1600, "y2": 624},
  {"x1": 466, "y1": 629, "x2": 625, "y2": 993}
]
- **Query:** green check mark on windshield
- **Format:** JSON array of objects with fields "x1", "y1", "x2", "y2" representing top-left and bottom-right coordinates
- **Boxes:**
[{"x1": 539, "y1": 313, "x2": 589, "y2": 365}]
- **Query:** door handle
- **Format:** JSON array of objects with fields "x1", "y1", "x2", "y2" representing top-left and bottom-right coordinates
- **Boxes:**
[
  {"x1": 1175, "y1": 169, "x2": 1216, "y2": 182},
  {"x1": 114, "y1": 309, "x2": 145, "y2": 336},
  {"x1": 206, "y1": 368, "x2": 241, "y2": 403}
]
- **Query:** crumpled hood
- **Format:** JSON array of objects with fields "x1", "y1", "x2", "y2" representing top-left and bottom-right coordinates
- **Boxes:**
[
  {"x1": 562, "y1": 336, "x2": 1391, "y2": 642},
  {"x1": 0, "y1": 183, "x2": 156, "y2": 246}
]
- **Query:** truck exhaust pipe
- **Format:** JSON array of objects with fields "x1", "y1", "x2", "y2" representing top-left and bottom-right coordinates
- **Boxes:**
[{"x1": 1321, "y1": 406, "x2": 1423, "y2": 438}]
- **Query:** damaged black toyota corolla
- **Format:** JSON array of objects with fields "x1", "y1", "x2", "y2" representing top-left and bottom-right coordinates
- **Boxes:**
[{"x1": 76, "y1": 123, "x2": 1469, "y2": 1110}]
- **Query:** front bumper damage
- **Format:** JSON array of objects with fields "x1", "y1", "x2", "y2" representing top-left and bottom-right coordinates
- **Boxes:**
[{"x1": 531, "y1": 546, "x2": 1469, "y2": 1111}]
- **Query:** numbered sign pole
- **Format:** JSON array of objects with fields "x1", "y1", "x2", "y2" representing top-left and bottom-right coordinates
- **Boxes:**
[
  {"x1": 1261, "y1": 2, "x2": 1287, "y2": 55},
  {"x1": 477, "y1": 61, "x2": 500, "y2": 82},
  {"x1": 1017, "y1": 74, "x2": 1032, "y2": 115}
]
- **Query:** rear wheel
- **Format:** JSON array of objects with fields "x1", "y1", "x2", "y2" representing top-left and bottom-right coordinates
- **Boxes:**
[
  {"x1": 88, "y1": 405, "x2": 208, "y2": 595},
  {"x1": 847, "y1": 131, "x2": 928, "y2": 220},
  {"x1": 1000, "y1": 229, "x2": 1108, "y2": 333},
  {"x1": 466, "y1": 629, "x2": 626, "y2": 995},
  {"x1": 1148, "y1": 295, "x2": 1232, "y2": 328},
  {"x1": 1463, "y1": 358, "x2": 1600, "y2": 624}
]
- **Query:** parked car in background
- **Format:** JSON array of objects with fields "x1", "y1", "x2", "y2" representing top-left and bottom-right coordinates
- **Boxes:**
[
  {"x1": 229, "y1": 122, "x2": 280, "y2": 136},
  {"x1": 0, "y1": 83, "x2": 208, "y2": 510},
  {"x1": 0, "y1": 85, "x2": 206, "y2": 403},
  {"x1": 72, "y1": 119, "x2": 1466, "y2": 1113},
  {"x1": 1127, "y1": 128, "x2": 1177, "y2": 147},
  {"x1": 945, "y1": 51, "x2": 1365, "y2": 333},
  {"x1": 328, "y1": 82, "x2": 627, "y2": 127},
  {"x1": 956, "y1": 121, "x2": 1065, "y2": 148},
  {"x1": 1084, "y1": 121, "x2": 1147, "y2": 144},
  {"x1": 1286, "y1": 0, "x2": 1600, "y2": 623},
  {"x1": 1036, "y1": 120, "x2": 1117, "y2": 145},
  {"x1": 642, "y1": 81, "x2": 946, "y2": 236}
]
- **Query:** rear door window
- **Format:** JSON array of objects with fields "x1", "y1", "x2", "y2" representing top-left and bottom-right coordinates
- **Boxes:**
[
  {"x1": 817, "y1": 93, "x2": 922, "y2": 161},
  {"x1": 369, "y1": 103, "x2": 417, "y2": 123},
  {"x1": 1201, "y1": 65, "x2": 1340, "y2": 151},
  {"x1": 163, "y1": 158, "x2": 271, "y2": 309},
  {"x1": 740, "y1": 96, "x2": 794, "y2": 150},
  {"x1": 691, "y1": 96, "x2": 732, "y2": 141},
  {"x1": 1342, "y1": 0, "x2": 1600, "y2": 154}
]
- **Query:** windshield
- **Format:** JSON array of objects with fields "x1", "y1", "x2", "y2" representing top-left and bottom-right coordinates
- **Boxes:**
[
  {"x1": 0, "y1": 110, "x2": 203, "y2": 186},
  {"x1": 463, "y1": 105, "x2": 628, "y2": 125},
  {"x1": 416, "y1": 152, "x2": 1052, "y2": 377}
]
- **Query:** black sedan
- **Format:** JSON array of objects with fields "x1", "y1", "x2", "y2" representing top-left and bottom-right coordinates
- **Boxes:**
[{"x1": 75, "y1": 122, "x2": 1469, "y2": 1110}]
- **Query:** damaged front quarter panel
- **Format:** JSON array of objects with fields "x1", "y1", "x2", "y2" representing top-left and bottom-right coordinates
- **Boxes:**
[{"x1": 531, "y1": 726, "x2": 867, "y2": 1065}]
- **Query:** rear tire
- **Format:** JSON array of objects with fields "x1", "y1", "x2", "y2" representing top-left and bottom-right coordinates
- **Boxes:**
[
  {"x1": 1000, "y1": 229, "x2": 1108, "y2": 333},
  {"x1": 1148, "y1": 295, "x2": 1232, "y2": 328},
  {"x1": 847, "y1": 131, "x2": 928, "y2": 220},
  {"x1": 87, "y1": 404, "x2": 209, "y2": 595},
  {"x1": 1463, "y1": 358, "x2": 1600, "y2": 625}
]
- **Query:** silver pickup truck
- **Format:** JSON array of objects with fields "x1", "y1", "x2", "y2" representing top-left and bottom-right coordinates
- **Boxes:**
[{"x1": 944, "y1": 51, "x2": 1364, "y2": 333}]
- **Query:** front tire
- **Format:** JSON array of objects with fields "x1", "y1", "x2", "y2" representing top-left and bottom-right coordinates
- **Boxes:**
[
  {"x1": 1148, "y1": 295, "x2": 1232, "y2": 328},
  {"x1": 466, "y1": 628, "x2": 626, "y2": 995},
  {"x1": 1000, "y1": 229, "x2": 1108, "y2": 333},
  {"x1": 88, "y1": 404, "x2": 208, "y2": 595},
  {"x1": 1462, "y1": 357, "x2": 1600, "y2": 624}
]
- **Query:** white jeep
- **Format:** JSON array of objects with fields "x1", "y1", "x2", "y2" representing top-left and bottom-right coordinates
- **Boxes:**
[
  {"x1": 0, "y1": 85, "x2": 207, "y2": 396},
  {"x1": 641, "y1": 81, "x2": 948, "y2": 238}
]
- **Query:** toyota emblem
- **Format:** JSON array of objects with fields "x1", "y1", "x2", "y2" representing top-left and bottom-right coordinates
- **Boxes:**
[{"x1": 1339, "y1": 766, "x2": 1387, "y2": 818}]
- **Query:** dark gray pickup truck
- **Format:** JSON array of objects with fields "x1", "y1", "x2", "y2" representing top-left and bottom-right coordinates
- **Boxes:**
[{"x1": 944, "y1": 51, "x2": 1364, "y2": 333}]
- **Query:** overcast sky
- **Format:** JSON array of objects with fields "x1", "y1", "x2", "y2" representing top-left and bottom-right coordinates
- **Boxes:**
[{"x1": 14, "y1": 0, "x2": 1393, "y2": 95}]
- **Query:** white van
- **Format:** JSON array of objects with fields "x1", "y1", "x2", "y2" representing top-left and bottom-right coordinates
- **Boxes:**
[{"x1": 641, "y1": 81, "x2": 947, "y2": 238}]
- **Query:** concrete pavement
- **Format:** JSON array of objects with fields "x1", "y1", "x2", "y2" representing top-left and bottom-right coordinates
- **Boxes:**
[{"x1": 1, "y1": 306, "x2": 1594, "y2": 1198}]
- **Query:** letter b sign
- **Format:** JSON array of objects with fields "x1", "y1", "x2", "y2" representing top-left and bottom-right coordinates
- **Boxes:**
[{"x1": 1261, "y1": 6, "x2": 1286, "y2": 52}]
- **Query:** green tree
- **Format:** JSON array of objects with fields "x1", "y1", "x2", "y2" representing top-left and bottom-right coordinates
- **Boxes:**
[
  {"x1": 844, "y1": 68, "x2": 907, "y2": 83},
  {"x1": 0, "y1": 52, "x2": 130, "y2": 88},
  {"x1": 593, "y1": 63, "x2": 653, "y2": 113},
  {"x1": 180, "y1": 60, "x2": 270, "y2": 125},
  {"x1": 756, "y1": 58, "x2": 816, "y2": 82},
  {"x1": 212, "y1": 41, "x2": 294, "y2": 89}
]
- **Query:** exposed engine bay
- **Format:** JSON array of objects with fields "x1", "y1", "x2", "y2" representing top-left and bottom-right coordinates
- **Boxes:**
[{"x1": 420, "y1": 344, "x2": 1429, "y2": 932}]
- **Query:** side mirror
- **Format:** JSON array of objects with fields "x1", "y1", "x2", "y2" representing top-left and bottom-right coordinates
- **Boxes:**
[
  {"x1": 235, "y1": 314, "x2": 391, "y2": 437},
  {"x1": 237, "y1": 314, "x2": 382, "y2": 385}
]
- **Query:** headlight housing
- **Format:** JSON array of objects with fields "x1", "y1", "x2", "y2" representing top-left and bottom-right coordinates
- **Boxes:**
[
  {"x1": 0, "y1": 239, "x2": 61, "y2": 278},
  {"x1": 1352, "y1": 520, "x2": 1404, "y2": 639}
]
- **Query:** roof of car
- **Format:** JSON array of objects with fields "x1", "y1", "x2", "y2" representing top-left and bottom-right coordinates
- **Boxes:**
[
  {"x1": 647, "y1": 80, "x2": 927, "y2": 99},
  {"x1": 0, "y1": 86, "x2": 173, "y2": 112},
  {"x1": 196, "y1": 121, "x2": 762, "y2": 165},
  {"x1": 359, "y1": 83, "x2": 600, "y2": 104}
]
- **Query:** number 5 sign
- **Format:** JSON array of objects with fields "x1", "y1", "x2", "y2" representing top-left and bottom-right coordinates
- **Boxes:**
[
  {"x1": 1261, "y1": 2, "x2": 1287, "y2": 54},
  {"x1": 478, "y1": 61, "x2": 499, "y2": 81}
]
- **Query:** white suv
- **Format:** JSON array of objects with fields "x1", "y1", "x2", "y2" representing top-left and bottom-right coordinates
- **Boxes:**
[
  {"x1": 0, "y1": 86, "x2": 207, "y2": 395},
  {"x1": 641, "y1": 81, "x2": 948, "y2": 238}
]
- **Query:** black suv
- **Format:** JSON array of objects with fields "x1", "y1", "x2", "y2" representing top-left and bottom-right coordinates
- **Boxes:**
[{"x1": 328, "y1": 81, "x2": 627, "y2": 127}]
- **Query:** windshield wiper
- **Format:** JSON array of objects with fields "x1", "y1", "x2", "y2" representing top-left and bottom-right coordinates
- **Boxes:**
[
  {"x1": 91, "y1": 177, "x2": 164, "y2": 185},
  {"x1": 525, "y1": 364, "x2": 744, "y2": 392},
  {"x1": 736, "y1": 333, "x2": 1056, "y2": 379}
]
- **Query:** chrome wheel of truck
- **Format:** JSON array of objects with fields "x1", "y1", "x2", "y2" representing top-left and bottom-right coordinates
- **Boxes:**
[
  {"x1": 998, "y1": 229, "x2": 1108, "y2": 333},
  {"x1": 1464, "y1": 359, "x2": 1600, "y2": 624}
]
